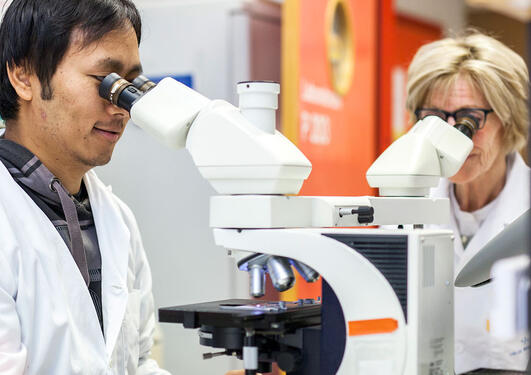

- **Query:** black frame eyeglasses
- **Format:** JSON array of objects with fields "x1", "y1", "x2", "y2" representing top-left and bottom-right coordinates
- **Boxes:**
[{"x1": 415, "y1": 107, "x2": 494, "y2": 129}]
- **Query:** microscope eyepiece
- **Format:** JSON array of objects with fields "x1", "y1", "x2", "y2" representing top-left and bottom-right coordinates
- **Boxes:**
[
  {"x1": 454, "y1": 116, "x2": 478, "y2": 139},
  {"x1": 99, "y1": 73, "x2": 144, "y2": 112},
  {"x1": 99, "y1": 73, "x2": 126, "y2": 103},
  {"x1": 131, "y1": 75, "x2": 157, "y2": 92}
]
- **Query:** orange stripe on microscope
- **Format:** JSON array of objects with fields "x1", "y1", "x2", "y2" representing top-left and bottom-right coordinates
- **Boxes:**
[{"x1": 348, "y1": 318, "x2": 398, "y2": 336}]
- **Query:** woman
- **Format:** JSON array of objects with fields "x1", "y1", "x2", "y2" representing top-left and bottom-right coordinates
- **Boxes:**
[{"x1": 407, "y1": 32, "x2": 530, "y2": 373}]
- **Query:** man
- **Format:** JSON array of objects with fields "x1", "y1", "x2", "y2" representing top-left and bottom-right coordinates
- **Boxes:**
[{"x1": 0, "y1": 0, "x2": 170, "y2": 373}]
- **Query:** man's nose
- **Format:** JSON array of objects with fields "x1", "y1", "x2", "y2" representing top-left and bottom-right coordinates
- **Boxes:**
[{"x1": 106, "y1": 101, "x2": 129, "y2": 118}]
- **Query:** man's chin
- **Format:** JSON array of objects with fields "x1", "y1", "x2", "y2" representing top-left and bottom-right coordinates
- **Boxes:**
[{"x1": 81, "y1": 153, "x2": 113, "y2": 169}]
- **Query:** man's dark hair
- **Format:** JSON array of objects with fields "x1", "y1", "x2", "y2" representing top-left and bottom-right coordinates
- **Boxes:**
[{"x1": 0, "y1": 0, "x2": 142, "y2": 121}]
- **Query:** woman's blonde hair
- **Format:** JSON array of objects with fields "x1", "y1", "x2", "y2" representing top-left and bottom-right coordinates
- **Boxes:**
[{"x1": 406, "y1": 31, "x2": 529, "y2": 153}]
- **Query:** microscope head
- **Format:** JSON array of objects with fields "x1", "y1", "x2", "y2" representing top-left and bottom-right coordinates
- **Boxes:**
[
  {"x1": 366, "y1": 116, "x2": 474, "y2": 197},
  {"x1": 98, "y1": 73, "x2": 312, "y2": 195}
]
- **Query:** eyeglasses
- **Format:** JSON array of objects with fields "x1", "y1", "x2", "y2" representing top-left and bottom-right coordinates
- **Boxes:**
[{"x1": 415, "y1": 107, "x2": 494, "y2": 129}]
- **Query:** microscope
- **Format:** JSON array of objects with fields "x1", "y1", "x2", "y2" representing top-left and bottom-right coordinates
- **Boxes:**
[{"x1": 99, "y1": 73, "x2": 475, "y2": 375}]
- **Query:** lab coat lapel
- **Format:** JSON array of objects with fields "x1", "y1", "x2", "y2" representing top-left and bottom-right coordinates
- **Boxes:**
[
  {"x1": 459, "y1": 204, "x2": 505, "y2": 273},
  {"x1": 0, "y1": 162, "x2": 107, "y2": 356},
  {"x1": 0, "y1": 163, "x2": 109, "y2": 366},
  {"x1": 84, "y1": 171, "x2": 130, "y2": 358}
]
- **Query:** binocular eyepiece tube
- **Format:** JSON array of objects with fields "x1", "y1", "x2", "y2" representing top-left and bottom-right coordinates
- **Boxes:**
[
  {"x1": 454, "y1": 116, "x2": 478, "y2": 139},
  {"x1": 131, "y1": 75, "x2": 157, "y2": 92},
  {"x1": 99, "y1": 73, "x2": 157, "y2": 112}
]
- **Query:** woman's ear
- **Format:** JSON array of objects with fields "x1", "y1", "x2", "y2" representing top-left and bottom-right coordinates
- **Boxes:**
[{"x1": 6, "y1": 62, "x2": 33, "y2": 101}]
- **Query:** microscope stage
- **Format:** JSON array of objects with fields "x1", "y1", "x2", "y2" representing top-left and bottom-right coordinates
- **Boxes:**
[{"x1": 159, "y1": 298, "x2": 321, "y2": 332}]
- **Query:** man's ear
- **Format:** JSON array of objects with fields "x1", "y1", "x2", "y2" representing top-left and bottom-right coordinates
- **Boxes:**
[{"x1": 6, "y1": 62, "x2": 33, "y2": 101}]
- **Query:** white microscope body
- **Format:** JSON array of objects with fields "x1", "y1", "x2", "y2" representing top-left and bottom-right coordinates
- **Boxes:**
[{"x1": 99, "y1": 74, "x2": 473, "y2": 375}]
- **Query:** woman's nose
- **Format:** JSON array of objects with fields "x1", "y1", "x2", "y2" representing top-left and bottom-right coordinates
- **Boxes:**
[{"x1": 446, "y1": 116, "x2": 456, "y2": 126}]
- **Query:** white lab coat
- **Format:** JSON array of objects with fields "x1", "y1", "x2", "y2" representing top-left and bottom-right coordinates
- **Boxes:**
[
  {"x1": 0, "y1": 161, "x2": 170, "y2": 375},
  {"x1": 429, "y1": 152, "x2": 530, "y2": 374}
]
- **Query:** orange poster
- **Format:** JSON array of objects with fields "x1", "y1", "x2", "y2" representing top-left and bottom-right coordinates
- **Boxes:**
[
  {"x1": 283, "y1": 0, "x2": 378, "y2": 197},
  {"x1": 282, "y1": 0, "x2": 379, "y2": 299}
]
